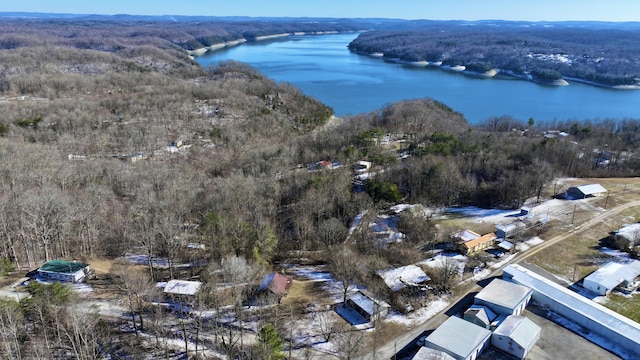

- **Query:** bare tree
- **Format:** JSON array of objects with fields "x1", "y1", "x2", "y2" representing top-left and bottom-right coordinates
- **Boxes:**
[{"x1": 329, "y1": 246, "x2": 360, "y2": 304}]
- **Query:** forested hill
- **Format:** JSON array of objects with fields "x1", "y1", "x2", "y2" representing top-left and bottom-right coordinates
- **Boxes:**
[
  {"x1": 348, "y1": 21, "x2": 640, "y2": 87},
  {"x1": 0, "y1": 16, "x2": 366, "y2": 53}
]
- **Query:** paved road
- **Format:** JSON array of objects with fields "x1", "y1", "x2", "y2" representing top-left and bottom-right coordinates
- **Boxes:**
[{"x1": 365, "y1": 199, "x2": 640, "y2": 360}]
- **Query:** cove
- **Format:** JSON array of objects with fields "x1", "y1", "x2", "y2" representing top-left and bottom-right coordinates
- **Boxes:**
[{"x1": 195, "y1": 33, "x2": 640, "y2": 125}]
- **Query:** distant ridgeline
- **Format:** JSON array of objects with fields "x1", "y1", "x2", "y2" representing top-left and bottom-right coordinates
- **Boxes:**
[{"x1": 347, "y1": 21, "x2": 640, "y2": 87}]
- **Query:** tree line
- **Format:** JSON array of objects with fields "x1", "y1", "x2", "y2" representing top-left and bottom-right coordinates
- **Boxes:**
[{"x1": 348, "y1": 23, "x2": 640, "y2": 86}]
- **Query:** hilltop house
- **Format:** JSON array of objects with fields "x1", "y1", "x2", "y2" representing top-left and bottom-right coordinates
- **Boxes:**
[{"x1": 36, "y1": 260, "x2": 91, "y2": 283}]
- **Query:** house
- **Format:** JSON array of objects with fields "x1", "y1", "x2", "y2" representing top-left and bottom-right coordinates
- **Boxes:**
[
  {"x1": 37, "y1": 260, "x2": 91, "y2": 283},
  {"x1": 346, "y1": 290, "x2": 390, "y2": 323},
  {"x1": 463, "y1": 305, "x2": 498, "y2": 329},
  {"x1": 474, "y1": 278, "x2": 532, "y2": 316},
  {"x1": 612, "y1": 223, "x2": 640, "y2": 249},
  {"x1": 424, "y1": 316, "x2": 492, "y2": 360},
  {"x1": 255, "y1": 272, "x2": 293, "y2": 303},
  {"x1": 377, "y1": 264, "x2": 430, "y2": 292},
  {"x1": 452, "y1": 230, "x2": 481, "y2": 245},
  {"x1": 412, "y1": 346, "x2": 455, "y2": 360},
  {"x1": 582, "y1": 260, "x2": 640, "y2": 295},
  {"x1": 565, "y1": 183, "x2": 607, "y2": 199},
  {"x1": 164, "y1": 279, "x2": 202, "y2": 297},
  {"x1": 491, "y1": 315, "x2": 541, "y2": 360},
  {"x1": 459, "y1": 233, "x2": 497, "y2": 255},
  {"x1": 502, "y1": 264, "x2": 640, "y2": 358}
]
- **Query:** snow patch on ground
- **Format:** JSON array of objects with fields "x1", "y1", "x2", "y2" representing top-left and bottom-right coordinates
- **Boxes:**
[{"x1": 387, "y1": 297, "x2": 450, "y2": 328}]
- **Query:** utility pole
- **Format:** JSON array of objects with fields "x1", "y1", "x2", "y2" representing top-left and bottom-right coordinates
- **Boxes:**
[{"x1": 571, "y1": 204, "x2": 577, "y2": 225}]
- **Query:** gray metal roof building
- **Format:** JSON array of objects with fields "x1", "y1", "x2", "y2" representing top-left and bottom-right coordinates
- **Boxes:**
[
  {"x1": 492, "y1": 315, "x2": 541, "y2": 360},
  {"x1": 425, "y1": 316, "x2": 492, "y2": 360},
  {"x1": 474, "y1": 278, "x2": 532, "y2": 316},
  {"x1": 503, "y1": 264, "x2": 640, "y2": 359}
]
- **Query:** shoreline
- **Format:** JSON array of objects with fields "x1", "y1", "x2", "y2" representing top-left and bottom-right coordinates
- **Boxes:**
[
  {"x1": 188, "y1": 31, "x2": 349, "y2": 58},
  {"x1": 353, "y1": 50, "x2": 639, "y2": 89}
]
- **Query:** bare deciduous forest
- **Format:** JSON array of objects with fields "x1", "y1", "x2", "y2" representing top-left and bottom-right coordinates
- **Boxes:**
[{"x1": 0, "y1": 18, "x2": 639, "y2": 359}]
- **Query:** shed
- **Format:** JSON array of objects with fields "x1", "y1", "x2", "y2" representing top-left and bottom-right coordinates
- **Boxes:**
[
  {"x1": 565, "y1": 183, "x2": 607, "y2": 199},
  {"x1": 424, "y1": 316, "x2": 491, "y2": 360},
  {"x1": 37, "y1": 260, "x2": 91, "y2": 283},
  {"x1": 463, "y1": 305, "x2": 497, "y2": 329},
  {"x1": 377, "y1": 264, "x2": 430, "y2": 292},
  {"x1": 583, "y1": 261, "x2": 640, "y2": 295},
  {"x1": 346, "y1": 290, "x2": 390, "y2": 322},
  {"x1": 491, "y1": 315, "x2": 541, "y2": 360},
  {"x1": 412, "y1": 347, "x2": 456, "y2": 360},
  {"x1": 474, "y1": 278, "x2": 532, "y2": 316}
]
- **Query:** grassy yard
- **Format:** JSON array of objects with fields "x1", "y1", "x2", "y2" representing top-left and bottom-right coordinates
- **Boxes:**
[{"x1": 603, "y1": 293, "x2": 640, "y2": 323}]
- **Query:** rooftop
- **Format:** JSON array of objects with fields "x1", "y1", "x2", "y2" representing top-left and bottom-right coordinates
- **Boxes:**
[
  {"x1": 493, "y1": 315, "x2": 541, "y2": 350},
  {"x1": 164, "y1": 279, "x2": 202, "y2": 296},
  {"x1": 614, "y1": 223, "x2": 640, "y2": 241},
  {"x1": 503, "y1": 264, "x2": 640, "y2": 348},
  {"x1": 571, "y1": 183, "x2": 607, "y2": 195},
  {"x1": 425, "y1": 316, "x2": 491, "y2": 359},
  {"x1": 348, "y1": 290, "x2": 390, "y2": 316},
  {"x1": 584, "y1": 260, "x2": 640, "y2": 290},
  {"x1": 475, "y1": 278, "x2": 532, "y2": 310},
  {"x1": 462, "y1": 233, "x2": 496, "y2": 250},
  {"x1": 39, "y1": 260, "x2": 88, "y2": 274}
]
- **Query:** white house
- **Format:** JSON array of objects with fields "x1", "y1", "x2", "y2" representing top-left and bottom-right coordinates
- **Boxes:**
[
  {"x1": 474, "y1": 278, "x2": 532, "y2": 316},
  {"x1": 424, "y1": 316, "x2": 492, "y2": 360},
  {"x1": 491, "y1": 315, "x2": 541, "y2": 360},
  {"x1": 582, "y1": 261, "x2": 640, "y2": 295}
]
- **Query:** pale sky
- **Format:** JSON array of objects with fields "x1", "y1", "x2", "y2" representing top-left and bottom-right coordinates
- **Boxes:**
[{"x1": 1, "y1": 0, "x2": 638, "y2": 22}]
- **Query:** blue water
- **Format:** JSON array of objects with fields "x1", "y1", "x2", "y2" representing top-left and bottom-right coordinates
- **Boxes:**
[{"x1": 195, "y1": 33, "x2": 640, "y2": 124}]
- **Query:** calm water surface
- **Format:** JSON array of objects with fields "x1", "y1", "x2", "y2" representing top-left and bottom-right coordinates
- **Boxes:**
[{"x1": 195, "y1": 33, "x2": 640, "y2": 124}]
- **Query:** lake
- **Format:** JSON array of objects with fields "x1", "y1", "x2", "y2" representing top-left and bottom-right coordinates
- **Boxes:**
[{"x1": 195, "y1": 33, "x2": 640, "y2": 124}]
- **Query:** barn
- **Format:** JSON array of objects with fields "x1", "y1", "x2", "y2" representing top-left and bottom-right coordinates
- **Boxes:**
[{"x1": 565, "y1": 183, "x2": 607, "y2": 199}]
